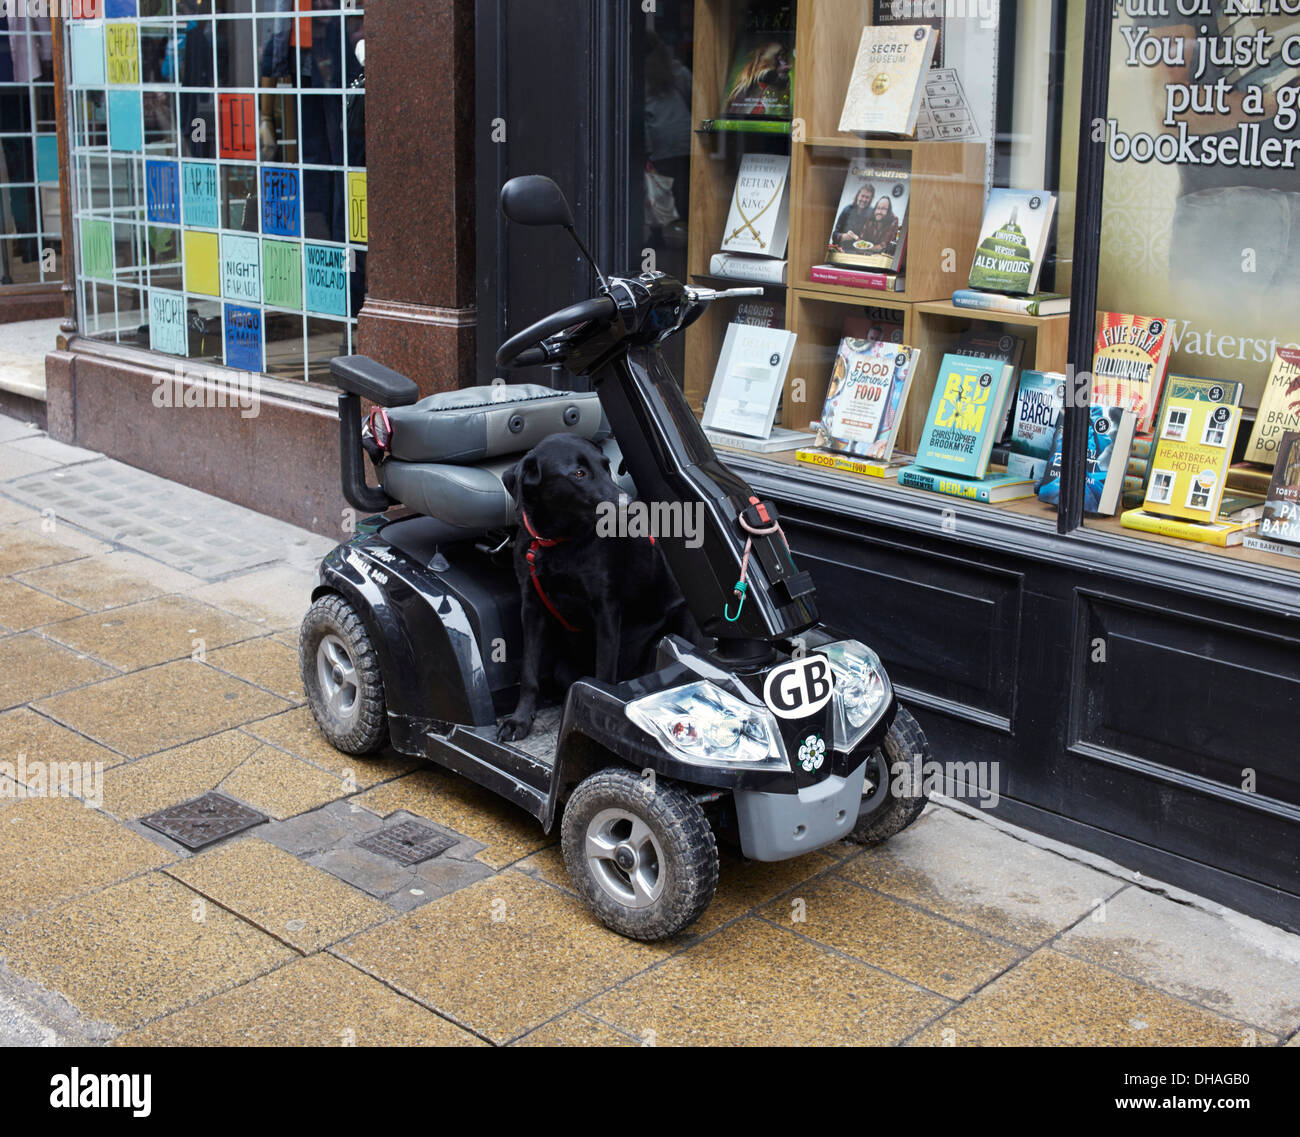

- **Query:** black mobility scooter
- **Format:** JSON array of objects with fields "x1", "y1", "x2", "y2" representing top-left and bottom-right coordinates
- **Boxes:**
[{"x1": 300, "y1": 176, "x2": 931, "y2": 940}]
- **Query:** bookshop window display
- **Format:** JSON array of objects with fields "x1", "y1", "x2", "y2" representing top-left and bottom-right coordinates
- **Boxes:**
[
  {"x1": 65, "y1": 0, "x2": 368, "y2": 382},
  {"x1": 679, "y1": 0, "x2": 1300, "y2": 578}
]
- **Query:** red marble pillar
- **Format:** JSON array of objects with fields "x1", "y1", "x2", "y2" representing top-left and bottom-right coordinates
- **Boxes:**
[{"x1": 357, "y1": 0, "x2": 477, "y2": 395}]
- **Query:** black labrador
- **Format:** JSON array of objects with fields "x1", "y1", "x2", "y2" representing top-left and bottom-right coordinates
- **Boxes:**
[{"x1": 497, "y1": 433, "x2": 697, "y2": 742}]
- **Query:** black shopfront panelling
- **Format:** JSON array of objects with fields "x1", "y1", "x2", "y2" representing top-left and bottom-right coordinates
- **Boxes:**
[{"x1": 736, "y1": 457, "x2": 1300, "y2": 932}]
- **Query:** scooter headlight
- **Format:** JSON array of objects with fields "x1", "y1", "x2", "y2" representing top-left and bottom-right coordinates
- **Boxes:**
[
  {"x1": 627, "y1": 681, "x2": 788, "y2": 771},
  {"x1": 817, "y1": 640, "x2": 892, "y2": 752}
]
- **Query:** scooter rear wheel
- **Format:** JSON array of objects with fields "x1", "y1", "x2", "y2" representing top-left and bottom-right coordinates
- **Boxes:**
[
  {"x1": 561, "y1": 768, "x2": 719, "y2": 941},
  {"x1": 300, "y1": 595, "x2": 389, "y2": 756},
  {"x1": 847, "y1": 705, "x2": 929, "y2": 847}
]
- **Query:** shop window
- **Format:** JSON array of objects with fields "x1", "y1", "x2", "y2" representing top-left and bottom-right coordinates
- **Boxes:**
[
  {"x1": 0, "y1": 16, "x2": 62, "y2": 287},
  {"x1": 67, "y1": 0, "x2": 367, "y2": 379}
]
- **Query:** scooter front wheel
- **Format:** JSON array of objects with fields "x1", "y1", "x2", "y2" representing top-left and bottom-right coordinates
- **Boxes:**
[
  {"x1": 561, "y1": 768, "x2": 719, "y2": 941},
  {"x1": 847, "y1": 705, "x2": 930, "y2": 847},
  {"x1": 300, "y1": 595, "x2": 390, "y2": 756}
]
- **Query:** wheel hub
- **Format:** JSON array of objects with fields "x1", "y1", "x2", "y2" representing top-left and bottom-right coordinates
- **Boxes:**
[
  {"x1": 316, "y1": 634, "x2": 360, "y2": 727},
  {"x1": 584, "y1": 808, "x2": 664, "y2": 909}
]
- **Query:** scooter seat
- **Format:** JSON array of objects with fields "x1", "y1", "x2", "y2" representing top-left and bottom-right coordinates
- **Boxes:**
[
  {"x1": 379, "y1": 439, "x2": 635, "y2": 533},
  {"x1": 384, "y1": 384, "x2": 607, "y2": 464}
]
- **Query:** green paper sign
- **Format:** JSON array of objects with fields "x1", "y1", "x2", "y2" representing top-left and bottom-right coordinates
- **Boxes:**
[
  {"x1": 263, "y1": 239, "x2": 303, "y2": 310},
  {"x1": 80, "y1": 218, "x2": 114, "y2": 281}
]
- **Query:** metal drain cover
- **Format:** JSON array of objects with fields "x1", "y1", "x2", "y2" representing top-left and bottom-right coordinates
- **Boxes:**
[
  {"x1": 357, "y1": 821, "x2": 455, "y2": 866},
  {"x1": 142, "y1": 792, "x2": 268, "y2": 850}
]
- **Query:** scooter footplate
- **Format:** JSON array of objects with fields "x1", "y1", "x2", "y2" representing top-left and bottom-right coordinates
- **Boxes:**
[{"x1": 512, "y1": 707, "x2": 561, "y2": 765}]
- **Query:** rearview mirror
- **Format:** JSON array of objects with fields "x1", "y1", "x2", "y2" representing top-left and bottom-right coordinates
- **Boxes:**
[{"x1": 500, "y1": 175, "x2": 576, "y2": 229}]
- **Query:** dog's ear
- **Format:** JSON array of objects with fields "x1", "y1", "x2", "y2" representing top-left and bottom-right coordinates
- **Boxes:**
[{"x1": 504, "y1": 455, "x2": 540, "y2": 505}]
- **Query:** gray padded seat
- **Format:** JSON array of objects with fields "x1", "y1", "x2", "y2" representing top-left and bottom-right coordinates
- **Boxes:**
[{"x1": 376, "y1": 384, "x2": 633, "y2": 533}]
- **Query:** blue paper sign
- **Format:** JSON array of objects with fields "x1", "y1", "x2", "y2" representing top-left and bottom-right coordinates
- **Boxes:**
[
  {"x1": 105, "y1": 0, "x2": 138, "y2": 18},
  {"x1": 224, "y1": 304, "x2": 263, "y2": 372},
  {"x1": 182, "y1": 162, "x2": 219, "y2": 229},
  {"x1": 107, "y1": 90, "x2": 143, "y2": 153},
  {"x1": 146, "y1": 161, "x2": 180, "y2": 225},
  {"x1": 149, "y1": 289, "x2": 188, "y2": 357},
  {"x1": 261, "y1": 167, "x2": 301, "y2": 238},
  {"x1": 304, "y1": 243, "x2": 348, "y2": 316},
  {"x1": 36, "y1": 136, "x2": 58, "y2": 184},
  {"x1": 69, "y1": 23, "x2": 106, "y2": 87}
]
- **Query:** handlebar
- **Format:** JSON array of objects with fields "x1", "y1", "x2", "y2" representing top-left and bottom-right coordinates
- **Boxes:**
[
  {"x1": 495, "y1": 295, "x2": 618, "y2": 369},
  {"x1": 494, "y1": 282, "x2": 766, "y2": 370}
]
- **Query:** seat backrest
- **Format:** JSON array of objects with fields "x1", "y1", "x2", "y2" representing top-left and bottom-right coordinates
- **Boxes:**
[{"x1": 386, "y1": 385, "x2": 607, "y2": 465}]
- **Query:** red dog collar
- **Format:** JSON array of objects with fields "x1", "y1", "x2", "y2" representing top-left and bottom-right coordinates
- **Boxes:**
[{"x1": 520, "y1": 510, "x2": 579, "y2": 632}]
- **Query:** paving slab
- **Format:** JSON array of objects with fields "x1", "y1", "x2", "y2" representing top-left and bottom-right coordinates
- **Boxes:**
[
  {"x1": 0, "y1": 873, "x2": 295, "y2": 1030},
  {"x1": 0, "y1": 579, "x2": 84, "y2": 632},
  {"x1": 206, "y1": 636, "x2": 304, "y2": 701},
  {"x1": 760, "y1": 877, "x2": 1025, "y2": 1000},
  {"x1": 258, "y1": 798, "x2": 387, "y2": 857},
  {"x1": 907, "y1": 948, "x2": 1271, "y2": 1047},
  {"x1": 188, "y1": 564, "x2": 316, "y2": 631},
  {"x1": 42, "y1": 594, "x2": 264, "y2": 671},
  {"x1": 245, "y1": 706, "x2": 417, "y2": 786},
  {"x1": 217, "y1": 744, "x2": 351, "y2": 820},
  {"x1": 114, "y1": 953, "x2": 482, "y2": 1047},
  {"x1": 0, "y1": 633, "x2": 114, "y2": 711},
  {"x1": 587, "y1": 918, "x2": 951, "y2": 1047},
  {"x1": 166, "y1": 837, "x2": 394, "y2": 953},
  {"x1": 35, "y1": 661, "x2": 290, "y2": 758},
  {"x1": 1055, "y1": 886, "x2": 1300, "y2": 1037},
  {"x1": 838, "y1": 808, "x2": 1127, "y2": 947},
  {"x1": 16, "y1": 549, "x2": 204, "y2": 611},
  {"x1": 336, "y1": 872, "x2": 667, "y2": 1044},
  {"x1": 0, "y1": 498, "x2": 38, "y2": 525},
  {"x1": 0, "y1": 706, "x2": 127, "y2": 772},
  {"x1": 101, "y1": 731, "x2": 263, "y2": 819},
  {"x1": 515, "y1": 1011, "x2": 640, "y2": 1047},
  {"x1": 0, "y1": 797, "x2": 172, "y2": 925},
  {"x1": 352, "y1": 766, "x2": 553, "y2": 868},
  {"x1": 0, "y1": 446, "x2": 58, "y2": 481}
]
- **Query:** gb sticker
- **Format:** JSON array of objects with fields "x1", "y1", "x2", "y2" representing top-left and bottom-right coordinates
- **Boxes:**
[{"x1": 763, "y1": 656, "x2": 835, "y2": 720}]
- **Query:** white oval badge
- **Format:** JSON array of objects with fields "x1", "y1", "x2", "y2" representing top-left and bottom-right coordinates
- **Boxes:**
[{"x1": 763, "y1": 656, "x2": 835, "y2": 720}]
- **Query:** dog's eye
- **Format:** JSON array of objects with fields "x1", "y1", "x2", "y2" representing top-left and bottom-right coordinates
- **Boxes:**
[{"x1": 573, "y1": 467, "x2": 586, "y2": 479}]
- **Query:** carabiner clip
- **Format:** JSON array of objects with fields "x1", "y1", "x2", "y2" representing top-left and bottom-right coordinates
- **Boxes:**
[{"x1": 723, "y1": 582, "x2": 748, "y2": 623}]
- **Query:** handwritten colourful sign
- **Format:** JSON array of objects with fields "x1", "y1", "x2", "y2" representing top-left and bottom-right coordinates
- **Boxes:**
[
  {"x1": 146, "y1": 161, "x2": 180, "y2": 225},
  {"x1": 149, "y1": 289, "x2": 188, "y2": 357},
  {"x1": 304, "y1": 243, "x2": 348, "y2": 316},
  {"x1": 261, "y1": 167, "x2": 301, "y2": 238},
  {"x1": 347, "y1": 172, "x2": 368, "y2": 244},
  {"x1": 219, "y1": 94, "x2": 257, "y2": 161},
  {"x1": 224, "y1": 304, "x2": 263, "y2": 372},
  {"x1": 262, "y1": 240, "x2": 303, "y2": 310},
  {"x1": 182, "y1": 162, "x2": 219, "y2": 229},
  {"x1": 221, "y1": 234, "x2": 261, "y2": 304},
  {"x1": 105, "y1": 23, "x2": 139, "y2": 84}
]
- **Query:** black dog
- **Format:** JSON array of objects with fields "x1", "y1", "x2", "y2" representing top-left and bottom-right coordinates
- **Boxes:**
[{"x1": 497, "y1": 433, "x2": 697, "y2": 742}]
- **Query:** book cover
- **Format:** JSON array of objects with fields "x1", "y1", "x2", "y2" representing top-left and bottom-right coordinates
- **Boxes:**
[
  {"x1": 871, "y1": 0, "x2": 945, "y2": 67},
  {"x1": 733, "y1": 298, "x2": 785, "y2": 329},
  {"x1": 1120, "y1": 510, "x2": 1247, "y2": 547},
  {"x1": 814, "y1": 324, "x2": 919, "y2": 462},
  {"x1": 1256, "y1": 429, "x2": 1300, "y2": 546},
  {"x1": 721, "y1": 154, "x2": 791, "y2": 258},
  {"x1": 955, "y1": 328, "x2": 1027, "y2": 442},
  {"x1": 698, "y1": 118, "x2": 793, "y2": 135},
  {"x1": 1163, "y1": 374, "x2": 1245, "y2": 406},
  {"x1": 950, "y1": 289, "x2": 1070, "y2": 317},
  {"x1": 858, "y1": 305, "x2": 906, "y2": 345},
  {"x1": 1218, "y1": 491, "x2": 1267, "y2": 523},
  {"x1": 705, "y1": 426, "x2": 815, "y2": 453},
  {"x1": 720, "y1": 3, "x2": 796, "y2": 119},
  {"x1": 968, "y1": 189, "x2": 1057, "y2": 295},
  {"x1": 1036, "y1": 403, "x2": 1137, "y2": 516},
  {"x1": 701, "y1": 323, "x2": 796, "y2": 440},
  {"x1": 708, "y1": 253, "x2": 789, "y2": 284},
  {"x1": 1142, "y1": 397, "x2": 1242, "y2": 523},
  {"x1": 839, "y1": 25, "x2": 938, "y2": 137},
  {"x1": 898, "y1": 465, "x2": 1035, "y2": 504},
  {"x1": 795, "y1": 448, "x2": 911, "y2": 479},
  {"x1": 1092, "y1": 312, "x2": 1172, "y2": 435},
  {"x1": 809, "y1": 264, "x2": 902, "y2": 291},
  {"x1": 1226, "y1": 462, "x2": 1275, "y2": 495},
  {"x1": 1005, "y1": 370, "x2": 1066, "y2": 481},
  {"x1": 914, "y1": 353, "x2": 1015, "y2": 478},
  {"x1": 1244, "y1": 347, "x2": 1300, "y2": 466},
  {"x1": 1243, "y1": 534, "x2": 1300, "y2": 559},
  {"x1": 826, "y1": 159, "x2": 910, "y2": 273}
]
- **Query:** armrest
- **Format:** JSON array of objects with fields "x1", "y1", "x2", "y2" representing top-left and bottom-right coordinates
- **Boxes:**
[{"x1": 328, "y1": 355, "x2": 420, "y2": 407}]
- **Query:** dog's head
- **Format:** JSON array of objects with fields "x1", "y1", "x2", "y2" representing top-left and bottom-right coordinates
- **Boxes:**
[{"x1": 503, "y1": 434, "x2": 623, "y2": 539}]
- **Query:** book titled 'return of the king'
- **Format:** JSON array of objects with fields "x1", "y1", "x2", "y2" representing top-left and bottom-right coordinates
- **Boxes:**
[{"x1": 720, "y1": 153, "x2": 791, "y2": 259}]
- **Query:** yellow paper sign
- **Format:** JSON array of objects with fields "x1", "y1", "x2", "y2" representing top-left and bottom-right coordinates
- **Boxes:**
[
  {"x1": 347, "y1": 172, "x2": 368, "y2": 244},
  {"x1": 105, "y1": 24, "x2": 139, "y2": 85},
  {"x1": 183, "y1": 230, "x2": 220, "y2": 297}
]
